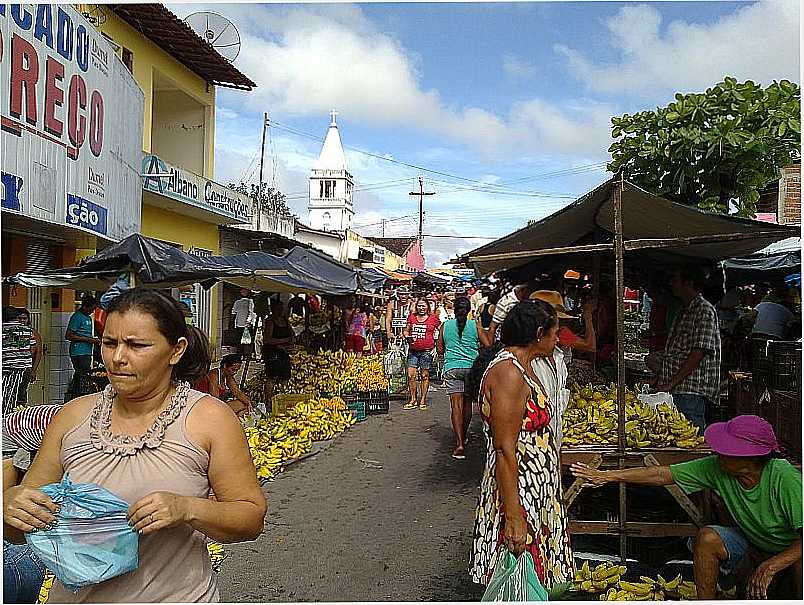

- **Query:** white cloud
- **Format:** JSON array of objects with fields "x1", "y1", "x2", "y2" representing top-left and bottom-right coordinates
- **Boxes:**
[
  {"x1": 174, "y1": 3, "x2": 612, "y2": 159},
  {"x1": 555, "y1": 0, "x2": 800, "y2": 95},
  {"x1": 502, "y1": 54, "x2": 538, "y2": 79}
]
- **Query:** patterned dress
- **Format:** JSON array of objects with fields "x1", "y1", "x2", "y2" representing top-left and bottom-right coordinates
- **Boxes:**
[{"x1": 469, "y1": 349, "x2": 574, "y2": 587}]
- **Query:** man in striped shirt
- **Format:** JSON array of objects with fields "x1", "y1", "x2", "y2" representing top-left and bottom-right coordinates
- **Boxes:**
[
  {"x1": 3, "y1": 404, "x2": 61, "y2": 604},
  {"x1": 2, "y1": 404, "x2": 63, "y2": 475},
  {"x1": 2, "y1": 307, "x2": 38, "y2": 414}
]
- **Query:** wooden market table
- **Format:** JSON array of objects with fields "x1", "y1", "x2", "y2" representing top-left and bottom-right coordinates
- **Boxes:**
[{"x1": 560, "y1": 446, "x2": 713, "y2": 554}]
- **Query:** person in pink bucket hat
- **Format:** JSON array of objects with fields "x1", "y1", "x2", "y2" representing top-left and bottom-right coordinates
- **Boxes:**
[{"x1": 571, "y1": 415, "x2": 802, "y2": 600}]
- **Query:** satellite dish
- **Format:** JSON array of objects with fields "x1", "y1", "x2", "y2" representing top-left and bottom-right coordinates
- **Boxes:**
[{"x1": 184, "y1": 12, "x2": 241, "y2": 62}]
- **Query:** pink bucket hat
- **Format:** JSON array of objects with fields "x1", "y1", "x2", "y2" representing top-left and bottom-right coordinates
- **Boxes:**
[{"x1": 704, "y1": 415, "x2": 780, "y2": 457}]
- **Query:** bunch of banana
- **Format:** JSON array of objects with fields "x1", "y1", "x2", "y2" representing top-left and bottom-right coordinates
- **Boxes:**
[
  {"x1": 37, "y1": 572, "x2": 55, "y2": 604},
  {"x1": 245, "y1": 351, "x2": 389, "y2": 400},
  {"x1": 663, "y1": 578, "x2": 697, "y2": 600},
  {"x1": 609, "y1": 574, "x2": 682, "y2": 601},
  {"x1": 243, "y1": 397, "x2": 356, "y2": 480},
  {"x1": 563, "y1": 383, "x2": 705, "y2": 449},
  {"x1": 572, "y1": 561, "x2": 627, "y2": 593},
  {"x1": 207, "y1": 541, "x2": 226, "y2": 572}
]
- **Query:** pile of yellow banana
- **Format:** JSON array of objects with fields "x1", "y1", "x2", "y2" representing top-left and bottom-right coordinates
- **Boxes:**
[
  {"x1": 562, "y1": 383, "x2": 705, "y2": 449},
  {"x1": 573, "y1": 561, "x2": 627, "y2": 592},
  {"x1": 245, "y1": 350, "x2": 388, "y2": 399},
  {"x1": 244, "y1": 397, "x2": 356, "y2": 480},
  {"x1": 600, "y1": 574, "x2": 696, "y2": 601},
  {"x1": 573, "y1": 563, "x2": 697, "y2": 601},
  {"x1": 207, "y1": 541, "x2": 226, "y2": 572},
  {"x1": 37, "y1": 573, "x2": 55, "y2": 604}
]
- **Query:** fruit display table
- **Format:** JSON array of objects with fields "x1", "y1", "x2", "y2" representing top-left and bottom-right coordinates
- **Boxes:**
[{"x1": 561, "y1": 446, "x2": 713, "y2": 549}]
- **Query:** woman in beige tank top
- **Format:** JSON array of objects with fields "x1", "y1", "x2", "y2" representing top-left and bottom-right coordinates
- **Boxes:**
[{"x1": 3, "y1": 289, "x2": 267, "y2": 603}]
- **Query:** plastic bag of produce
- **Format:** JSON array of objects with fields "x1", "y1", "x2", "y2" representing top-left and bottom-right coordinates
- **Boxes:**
[
  {"x1": 481, "y1": 550, "x2": 548, "y2": 602},
  {"x1": 383, "y1": 343, "x2": 406, "y2": 377},
  {"x1": 26, "y1": 474, "x2": 138, "y2": 593}
]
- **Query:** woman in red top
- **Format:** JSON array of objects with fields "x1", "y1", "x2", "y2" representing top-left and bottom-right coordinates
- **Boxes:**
[{"x1": 403, "y1": 298, "x2": 441, "y2": 410}]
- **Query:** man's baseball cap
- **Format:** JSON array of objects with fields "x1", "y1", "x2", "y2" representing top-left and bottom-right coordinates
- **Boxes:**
[{"x1": 704, "y1": 415, "x2": 781, "y2": 457}]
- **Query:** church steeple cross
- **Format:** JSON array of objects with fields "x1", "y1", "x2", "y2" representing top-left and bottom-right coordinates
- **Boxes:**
[{"x1": 330, "y1": 109, "x2": 338, "y2": 126}]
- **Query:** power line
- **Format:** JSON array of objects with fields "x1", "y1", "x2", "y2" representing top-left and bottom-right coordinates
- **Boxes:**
[
  {"x1": 271, "y1": 120, "x2": 534, "y2": 188},
  {"x1": 422, "y1": 234, "x2": 497, "y2": 239},
  {"x1": 352, "y1": 213, "x2": 417, "y2": 229}
]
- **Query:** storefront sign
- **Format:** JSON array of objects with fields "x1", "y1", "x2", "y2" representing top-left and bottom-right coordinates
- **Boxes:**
[
  {"x1": 142, "y1": 154, "x2": 252, "y2": 223},
  {"x1": 0, "y1": 4, "x2": 143, "y2": 239}
]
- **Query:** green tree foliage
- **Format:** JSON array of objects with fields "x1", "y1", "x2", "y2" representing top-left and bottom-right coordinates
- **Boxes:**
[
  {"x1": 227, "y1": 182, "x2": 295, "y2": 218},
  {"x1": 608, "y1": 78, "x2": 800, "y2": 217}
]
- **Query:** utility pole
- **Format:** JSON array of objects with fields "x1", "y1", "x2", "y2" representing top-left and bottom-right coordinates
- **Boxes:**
[
  {"x1": 409, "y1": 176, "x2": 435, "y2": 250},
  {"x1": 381, "y1": 218, "x2": 386, "y2": 237},
  {"x1": 256, "y1": 112, "x2": 269, "y2": 232}
]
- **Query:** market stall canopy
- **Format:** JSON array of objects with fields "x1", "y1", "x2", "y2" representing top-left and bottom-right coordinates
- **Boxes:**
[
  {"x1": 413, "y1": 271, "x2": 451, "y2": 288},
  {"x1": 723, "y1": 237, "x2": 801, "y2": 285},
  {"x1": 358, "y1": 268, "x2": 389, "y2": 292},
  {"x1": 213, "y1": 247, "x2": 359, "y2": 295},
  {"x1": 6, "y1": 234, "x2": 253, "y2": 291},
  {"x1": 460, "y1": 179, "x2": 799, "y2": 276}
]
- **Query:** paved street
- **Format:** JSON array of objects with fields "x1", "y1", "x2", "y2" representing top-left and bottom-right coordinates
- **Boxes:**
[{"x1": 218, "y1": 386, "x2": 487, "y2": 602}]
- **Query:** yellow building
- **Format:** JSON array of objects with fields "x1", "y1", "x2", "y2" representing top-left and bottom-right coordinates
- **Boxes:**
[
  {"x1": 344, "y1": 230, "x2": 408, "y2": 272},
  {"x1": 80, "y1": 4, "x2": 256, "y2": 346}
]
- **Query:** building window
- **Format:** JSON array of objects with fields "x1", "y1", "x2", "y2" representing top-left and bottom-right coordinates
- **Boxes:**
[
  {"x1": 121, "y1": 47, "x2": 133, "y2": 73},
  {"x1": 322, "y1": 180, "x2": 337, "y2": 198},
  {"x1": 319, "y1": 180, "x2": 324, "y2": 198}
]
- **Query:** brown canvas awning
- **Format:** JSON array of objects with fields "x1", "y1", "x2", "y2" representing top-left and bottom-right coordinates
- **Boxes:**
[{"x1": 462, "y1": 179, "x2": 798, "y2": 275}]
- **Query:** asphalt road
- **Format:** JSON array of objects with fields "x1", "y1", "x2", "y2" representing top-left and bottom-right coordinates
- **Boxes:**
[{"x1": 217, "y1": 385, "x2": 487, "y2": 602}]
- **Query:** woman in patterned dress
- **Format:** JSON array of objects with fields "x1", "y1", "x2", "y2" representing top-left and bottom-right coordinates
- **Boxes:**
[{"x1": 468, "y1": 299, "x2": 574, "y2": 588}]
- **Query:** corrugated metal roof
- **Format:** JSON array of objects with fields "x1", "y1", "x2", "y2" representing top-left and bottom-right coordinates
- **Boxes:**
[{"x1": 110, "y1": 4, "x2": 256, "y2": 90}]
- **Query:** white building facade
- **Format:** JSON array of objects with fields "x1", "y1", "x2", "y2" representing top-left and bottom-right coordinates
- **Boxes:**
[{"x1": 308, "y1": 111, "x2": 353, "y2": 232}]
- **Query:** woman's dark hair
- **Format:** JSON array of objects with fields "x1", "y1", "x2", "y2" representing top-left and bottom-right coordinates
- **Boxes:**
[
  {"x1": 454, "y1": 296, "x2": 471, "y2": 338},
  {"x1": 105, "y1": 288, "x2": 210, "y2": 384},
  {"x1": 465, "y1": 300, "x2": 557, "y2": 401},
  {"x1": 221, "y1": 353, "x2": 242, "y2": 368},
  {"x1": 2, "y1": 306, "x2": 21, "y2": 323},
  {"x1": 486, "y1": 290, "x2": 501, "y2": 305},
  {"x1": 499, "y1": 299, "x2": 557, "y2": 346},
  {"x1": 465, "y1": 343, "x2": 503, "y2": 402}
]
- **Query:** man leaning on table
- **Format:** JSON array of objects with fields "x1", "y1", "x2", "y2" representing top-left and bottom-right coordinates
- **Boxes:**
[
  {"x1": 572, "y1": 415, "x2": 802, "y2": 600},
  {"x1": 652, "y1": 264, "x2": 721, "y2": 431}
]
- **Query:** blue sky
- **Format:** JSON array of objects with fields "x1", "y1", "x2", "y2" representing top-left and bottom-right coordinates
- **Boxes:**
[{"x1": 171, "y1": 1, "x2": 800, "y2": 266}]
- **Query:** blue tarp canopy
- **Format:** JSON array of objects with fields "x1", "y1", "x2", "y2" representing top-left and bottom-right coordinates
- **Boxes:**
[{"x1": 723, "y1": 237, "x2": 801, "y2": 285}]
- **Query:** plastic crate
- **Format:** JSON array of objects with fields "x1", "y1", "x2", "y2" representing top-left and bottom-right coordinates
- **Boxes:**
[
  {"x1": 342, "y1": 393, "x2": 367, "y2": 422},
  {"x1": 728, "y1": 372, "x2": 757, "y2": 417},
  {"x1": 770, "y1": 341, "x2": 802, "y2": 394},
  {"x1": 750, "y1": 338, "x2": 773, "y2": 389},
  {"x1": 364, "y1": 390, "x2": 390, "y2": 415},
  {"x1": 772, "y1": 390, "x2": 801, "y2": 461},
  {"x1": 272, "y1": 393, "x2": 313, "y2": 417}
]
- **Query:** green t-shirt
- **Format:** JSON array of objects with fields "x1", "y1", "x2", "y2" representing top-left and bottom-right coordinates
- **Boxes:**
[{"x1": 670, "y1": 456, "x2": 803, "y2": 553}]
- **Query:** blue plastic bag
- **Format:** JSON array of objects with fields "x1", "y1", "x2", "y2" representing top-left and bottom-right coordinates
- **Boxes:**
[
  {"x1": 482, "y1": 550, "x2": 549, "y2": 602},
  {"x1": 25, "y1": 474, "x2": 139, "y2": 592}
]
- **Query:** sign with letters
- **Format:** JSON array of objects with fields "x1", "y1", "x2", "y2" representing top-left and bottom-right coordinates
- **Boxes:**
[{"x1": 1, "y1": 4, "x2": 143, "y2": 239}]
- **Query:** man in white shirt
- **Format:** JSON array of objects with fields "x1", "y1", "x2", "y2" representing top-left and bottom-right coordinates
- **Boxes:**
[
  {"x1": 232, "y1": 289, "x2": 255, "y2": 356},
  {"x1": 751, "y1": 286, "x2": 795, "y2": 340},
  {"x1": 531, "y1": 347, "x2": 570, "y2": 449},
  {"x1": 485, "y1": 281, "x2": 538, "y2": 342}
]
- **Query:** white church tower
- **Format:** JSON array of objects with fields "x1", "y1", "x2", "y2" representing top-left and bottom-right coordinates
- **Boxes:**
[{"x1": 308, "y1": 111, "x2": 354, "y2": 232}]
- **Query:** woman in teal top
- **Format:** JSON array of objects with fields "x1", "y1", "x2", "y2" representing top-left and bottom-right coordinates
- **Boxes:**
[{"x1": 437, "y1": 297, "x2": 491, "y2": 459}]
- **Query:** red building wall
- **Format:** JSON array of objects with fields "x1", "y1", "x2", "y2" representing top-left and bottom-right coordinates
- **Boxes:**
[{"x1": 406, "y1": 240, "x2": 426, "y2": 271}]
